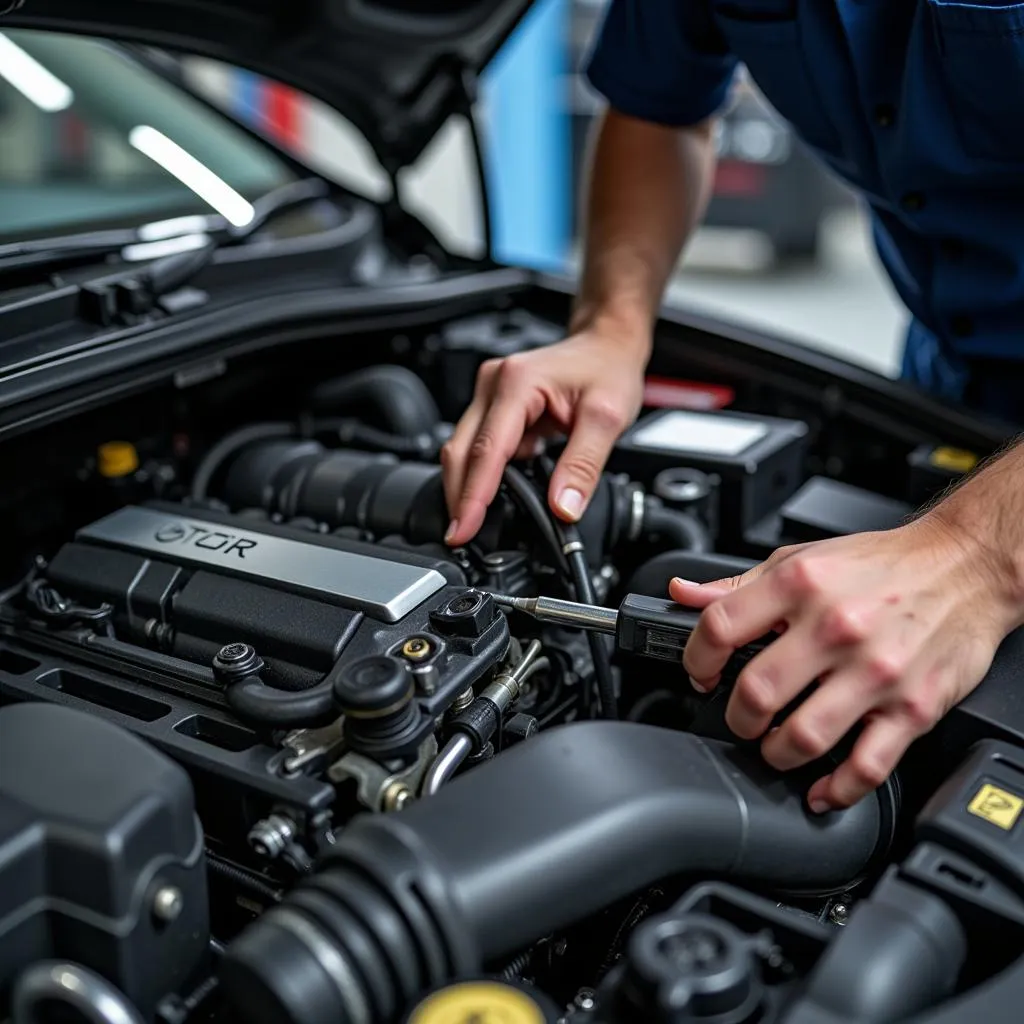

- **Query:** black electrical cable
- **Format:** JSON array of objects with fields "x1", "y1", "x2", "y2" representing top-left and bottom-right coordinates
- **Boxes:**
[
  {"x1": 500, "y1": 465, "x2": 572, "y2": 581},
  {"x1": 533, "y1": 457, "x2": 617, "y2": 720}
]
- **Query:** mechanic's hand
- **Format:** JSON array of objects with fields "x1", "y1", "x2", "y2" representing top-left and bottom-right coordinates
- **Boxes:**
[
  {"x1": 441, "y1": 330, "x2": 647, "y2": 546},
  {"x1": 669, "y1": 516, "x2": 1020, "y2": 813}
]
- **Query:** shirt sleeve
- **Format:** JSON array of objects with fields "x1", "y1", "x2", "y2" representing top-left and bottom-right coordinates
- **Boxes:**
[{"x1": 584, "y1": 0, "x2": 739, "y2": 127}]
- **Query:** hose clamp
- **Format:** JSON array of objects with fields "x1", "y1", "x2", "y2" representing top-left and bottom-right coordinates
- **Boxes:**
[{"x1": 627, "y1": 486, "x2": 646, "y2": 542}]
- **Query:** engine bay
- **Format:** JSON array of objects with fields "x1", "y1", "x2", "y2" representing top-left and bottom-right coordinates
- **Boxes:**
[{"x1": 1, "y1": 303, "x2": 1023, "y2": 1024}]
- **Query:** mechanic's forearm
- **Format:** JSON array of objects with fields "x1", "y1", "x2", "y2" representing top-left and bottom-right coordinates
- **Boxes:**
[
  {"x1": 926, "y1": 435, "x2": 1024, "y2": 619},
  {"x1": 569, "y1": 108, "x2": 717, "y2": 352}
]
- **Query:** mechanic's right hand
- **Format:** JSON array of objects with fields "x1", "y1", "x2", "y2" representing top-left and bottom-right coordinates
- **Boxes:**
[{"x1": 441, "y1": 330, "x2": 648, "y2": 546}]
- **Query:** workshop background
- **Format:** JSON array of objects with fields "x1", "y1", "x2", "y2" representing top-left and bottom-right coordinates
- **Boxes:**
[{"x1": 7, "y1": 0, "x2": 905, "y2": 376}]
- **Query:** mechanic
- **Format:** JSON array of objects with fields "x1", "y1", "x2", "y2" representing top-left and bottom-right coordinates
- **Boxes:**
[{"x1": 439, "y1": 0, "x2": 1024, "y2": 815}]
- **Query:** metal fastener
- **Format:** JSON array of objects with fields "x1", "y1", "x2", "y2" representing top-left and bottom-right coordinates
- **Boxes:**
[
  {"x1": 401, "y1": 636, "x2": 433, "y2": 661},
  {"x1": 450, "y1": 687, "x2": 475, "y2": 715},
  {"x1": 152, "y1": 886, "x2": 183, "y2": 923},
  {"x1": 382, "y1": 781, "x2": 413, "y2": 812},
  {"x1": 248, "y1": 814, "x2": 297, "y2": 859},
  {"x1": 829, "y1": 903, "x2": 849, "y2": 926}
]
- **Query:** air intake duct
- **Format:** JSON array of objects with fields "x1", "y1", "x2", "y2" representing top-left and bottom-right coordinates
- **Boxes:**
[{"x1": 221, "y1": 722, "x2": 894, "y2": 1024}]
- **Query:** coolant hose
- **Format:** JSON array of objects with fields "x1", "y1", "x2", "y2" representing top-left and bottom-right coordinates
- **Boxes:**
[
  {"x1": 642, "y1": 501, "x2": 712, "y2": 553},
  {"x1": 307, "y1": 365, "x2": 441, "y2": 437},
  {"x1": 221, "y1": 722, "x2": 894, "y2": 1024}
]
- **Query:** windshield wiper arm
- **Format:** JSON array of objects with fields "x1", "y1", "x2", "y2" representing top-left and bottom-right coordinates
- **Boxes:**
[
  {"x1": 0, "y1": 230, "x2": 141, "y2": 290},
  {"x1": 137, "y1": 177, "x2": 333, "y2": 303},
  {"x1": 0, "y1": 177, "x2": 330, "y2": 303}
]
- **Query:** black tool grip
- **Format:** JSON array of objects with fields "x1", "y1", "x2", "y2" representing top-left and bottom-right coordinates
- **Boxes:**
[{"x1": 616, "y1": 594, "x2": 772, "y2": 680}]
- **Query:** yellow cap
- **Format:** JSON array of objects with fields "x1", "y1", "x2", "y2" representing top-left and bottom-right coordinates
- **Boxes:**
[
  {"x1": 929, "y1": 446, "x2": 978, "y2": 474},
  {"x1": 406, "y1": 981, "x2": 548, "y2": 1024},
  {"x1": 97, "y1": 441, "x2": 140, "y2": 479}
]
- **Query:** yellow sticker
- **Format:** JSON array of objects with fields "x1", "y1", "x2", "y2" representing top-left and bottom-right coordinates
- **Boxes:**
[
  {"x1": 967, "y1": 783, "x2": 1024, "y2": 831},
  {"x1": 407, "y1": 982, "x2": 547, "y2": 1024},
  {"x1": 929, "y1": 446, "x2": 978, "y2": 474}
]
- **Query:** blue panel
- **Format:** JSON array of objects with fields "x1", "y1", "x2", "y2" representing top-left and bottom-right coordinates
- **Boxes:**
[
  {"x1": 480, "y1": 0, "x2": 571, "y2": 271},
  {"x1": 229, "y1": 67, "x2": 263, "y2": 128}
]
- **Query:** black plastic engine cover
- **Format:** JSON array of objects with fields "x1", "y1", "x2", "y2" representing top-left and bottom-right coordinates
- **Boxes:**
[
  {"x1": 0, "y1": 702, "x2": 208, "y2": 1018},
  {"x1": 33, "y1": 501, "x2": 502, "y2": 711}
]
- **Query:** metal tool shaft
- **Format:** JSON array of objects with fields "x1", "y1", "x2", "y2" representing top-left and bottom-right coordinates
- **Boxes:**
[{"x1": 492, "y1": 594, "x2": 619, "y2": 635}]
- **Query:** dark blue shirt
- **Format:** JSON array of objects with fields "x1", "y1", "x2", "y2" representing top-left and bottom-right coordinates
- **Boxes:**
[{"x1": 585, "y1": 0, "x2": 1024, "y2": 422}]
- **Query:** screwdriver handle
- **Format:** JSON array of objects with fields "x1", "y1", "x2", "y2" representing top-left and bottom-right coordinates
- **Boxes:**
[{"x1": 615, "y1": 594, "x2": 772, "y2": 683}]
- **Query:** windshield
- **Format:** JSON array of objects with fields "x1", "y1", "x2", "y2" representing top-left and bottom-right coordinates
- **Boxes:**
[{"x1": 0, "y1": 29, "x2": 297, "y2": 243}]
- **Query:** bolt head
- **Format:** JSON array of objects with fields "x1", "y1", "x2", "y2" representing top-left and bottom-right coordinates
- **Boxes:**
[
  {"x1": 219, "y1": 643, "x2": 253, "y2": 663},
  {"x1": 152, "y1": 886, "x2": 183, "y2": 923}
]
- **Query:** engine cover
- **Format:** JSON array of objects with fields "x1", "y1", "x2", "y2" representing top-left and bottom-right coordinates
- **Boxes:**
[{"x1": 0, "y1": 501, "x2": 509, "y2": 854}]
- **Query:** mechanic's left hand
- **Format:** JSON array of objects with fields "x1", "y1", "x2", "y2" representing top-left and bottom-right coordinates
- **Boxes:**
[{"x1": 670, "y1": 515, "x2": 1023, "y2": 813}]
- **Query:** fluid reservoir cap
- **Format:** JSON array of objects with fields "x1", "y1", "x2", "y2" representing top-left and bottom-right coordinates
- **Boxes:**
[
  {"x1": 623, "y1": 912, "x2": 762, "y2": 1022},
  {"x1": 405, "y1": 980, "x2": 557, "y2": 1024},
  {"x1": 333, "y1": 654, "x2": 413, "y2": 719},
  {"x1": 97, "y1": 441, "x2": 140, "y2": 478}
]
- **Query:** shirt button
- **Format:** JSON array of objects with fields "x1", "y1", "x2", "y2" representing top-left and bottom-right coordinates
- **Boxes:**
[
  {"x1": 951, "y1": 315, "x2": 974, "y2": 338},
  {"x1": 901, "y1": 191, "x2": 926, "y2": 212},
  {"x1": 874, "y1": 103, "x2": 896, "y2": 127}
]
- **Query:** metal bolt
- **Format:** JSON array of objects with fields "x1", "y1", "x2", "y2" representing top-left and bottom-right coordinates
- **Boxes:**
[
  {"x1": 450, "y1": 687, "x2": 475, "y2": 715},
  {"x1": 152, "y1": 886, "x2": 183, "y2": 923},
  {"x1": 248, "y1": 814, "x2": 297, "y2": 859},
  {"x1": 829, "y1": 903, "x2": 849, "y2": 926},
  {"x1": 401, "y1": 636, "x2": 433, "y2": 661},
  {"x1": 382, "y1": 781, "x2": 413, "y2": 812},
  {"x1": 574, "y1": 989, "x2": 596, "y2": 1012}
]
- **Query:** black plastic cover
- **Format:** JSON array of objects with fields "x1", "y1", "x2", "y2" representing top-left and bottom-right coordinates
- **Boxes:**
[
  {"x1": 0, "y1": 702, "x2": 208, "y2": 1017},
  {"x1": 779, "y1": 476, "x2": 913, "y2": 543},
  {"x1": 610, "y1": 409, "x2": 809, "y2": 545},
  {"x1": 222, "y1": 723, "x2": 891, "y2": 1024}
]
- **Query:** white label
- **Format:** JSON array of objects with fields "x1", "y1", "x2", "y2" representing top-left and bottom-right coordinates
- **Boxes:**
[{"x1": 630, "y1": 411, "x2": 769, "y2": 458}]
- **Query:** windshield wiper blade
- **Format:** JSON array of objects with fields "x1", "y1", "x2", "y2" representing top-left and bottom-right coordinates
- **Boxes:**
[
  {"x1": 137, "y1": 177, "x2": 333, "y2": 303},
  {"x1": 0, "y1": 177, "x2": 330, "y2": 302},
  {"x1": 0, "y1": 230, "x2": 139, "y2": 290}
]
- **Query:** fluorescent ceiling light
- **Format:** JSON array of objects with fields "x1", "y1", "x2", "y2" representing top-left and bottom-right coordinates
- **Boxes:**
[
  {"x1": 129, "y1": 125, "x2": 255, "y2": 228},
  {"x1": 0, "y1": 32, "x2": 74, "y2": 112}
]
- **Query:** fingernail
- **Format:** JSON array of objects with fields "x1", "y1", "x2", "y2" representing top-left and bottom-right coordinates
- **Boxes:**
[
  {"x1": 809, "y1": 799, "x2": 830, "y2": 815},
  {"x1": 556, "y1": 488, "x2": 585, "y2": 520},
  {"x1": 444, "y1": 519, "x2": 459, "y2": 544},
  {"x1": 689, "y1": 675, "x2": 709, "y2": 693},
  {"x1": 672, "y1": 577, "x2": 698, "y2": 587}
]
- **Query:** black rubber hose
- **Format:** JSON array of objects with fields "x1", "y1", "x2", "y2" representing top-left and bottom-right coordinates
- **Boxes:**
[
  {"x1": 191, "y1": 422, "x2": 296, "y2": 501},
  {"x1": 221, "y1": 722, "x2": 892, "y2": 1024},
  {"x1": 782, "y1": 871, "x2": 967, "y2": 1023},
  {"x1": 307, "y1": 365, "x2": 441, "y2": 437},
  {"x1": 225, "y1": 674, "x2": 337, "y2": 729},
  {"x1": 642, "y1": 502, "x2": 712, "y2": 554}
]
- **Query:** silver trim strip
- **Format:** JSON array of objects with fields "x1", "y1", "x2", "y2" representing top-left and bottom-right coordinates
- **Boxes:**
[{"x1": 77, "y1": 506, "x2": 446, "y2": 623}]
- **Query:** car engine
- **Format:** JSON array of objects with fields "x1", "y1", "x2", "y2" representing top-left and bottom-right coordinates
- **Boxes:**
[{"x1": 0, "y1": 348, "x2": 1022, "y2": 1024}]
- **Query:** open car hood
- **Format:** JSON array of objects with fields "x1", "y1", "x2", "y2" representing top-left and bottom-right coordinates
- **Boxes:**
[{"x1": 0, "y1": 0, "x2": 535, "y2": 168}]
